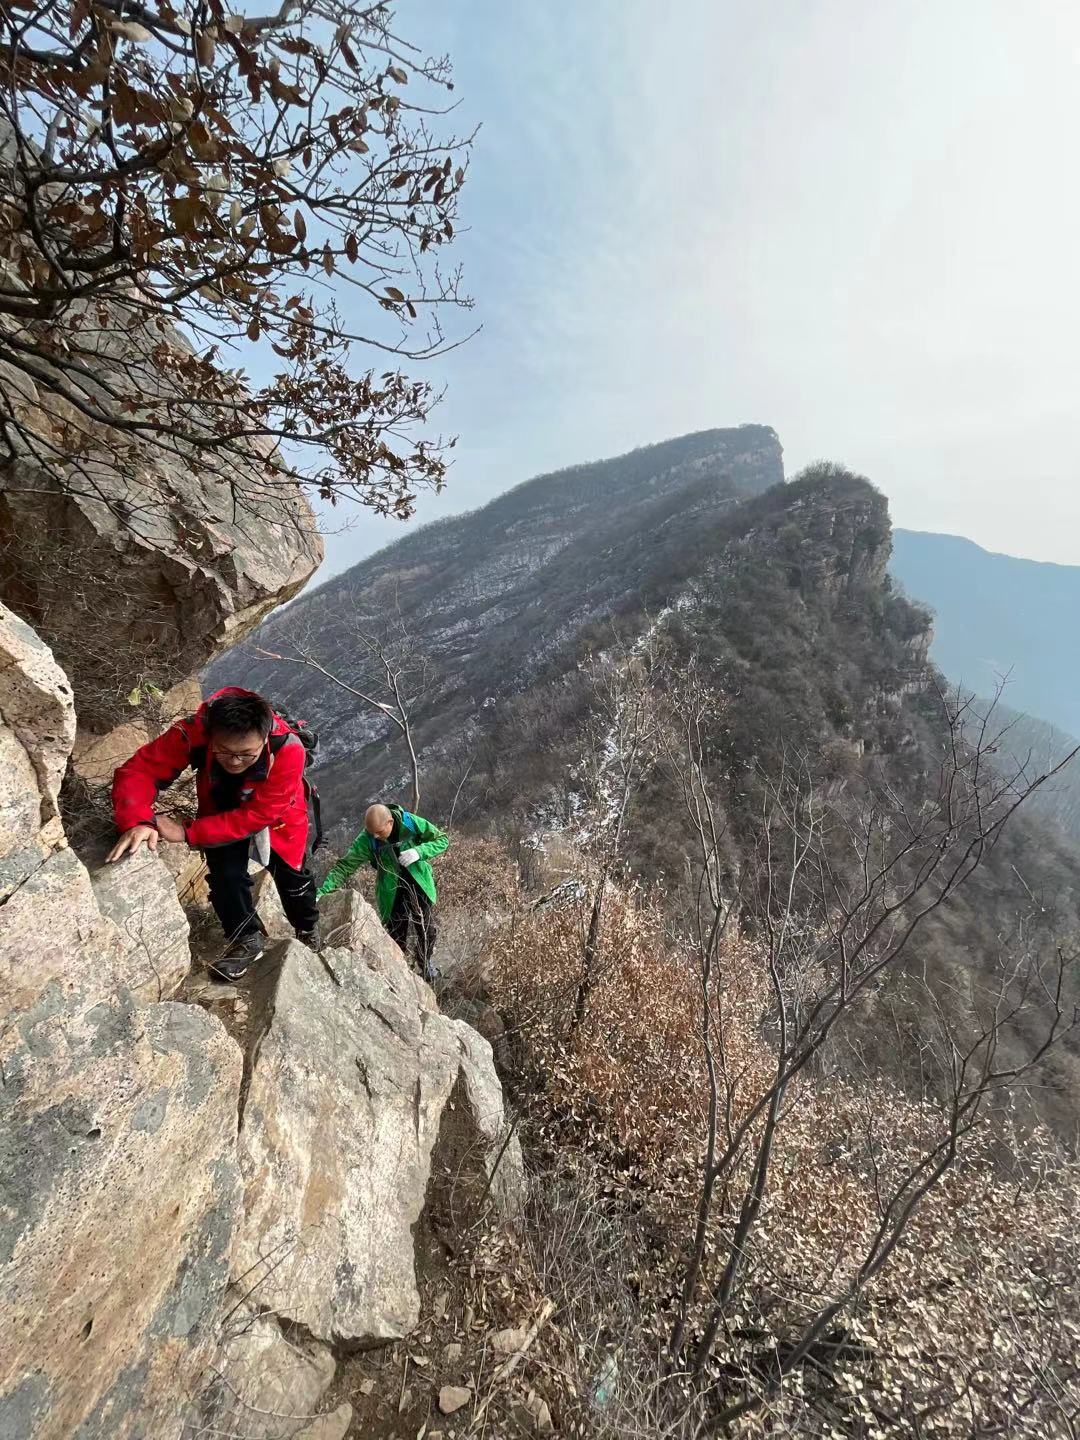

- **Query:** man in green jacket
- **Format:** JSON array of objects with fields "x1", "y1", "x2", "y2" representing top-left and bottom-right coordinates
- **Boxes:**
[{"x1": 318, "y1": 803, "x2": 449, "y2": 981}]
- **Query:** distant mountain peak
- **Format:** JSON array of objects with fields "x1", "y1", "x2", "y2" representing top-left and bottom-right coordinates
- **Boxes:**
[{"x1": 891, "y1": 528, "x2": 1080, "y2": 736}]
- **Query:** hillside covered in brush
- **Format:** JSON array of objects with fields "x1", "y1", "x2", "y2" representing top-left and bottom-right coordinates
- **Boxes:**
[
  {"x1": 221, "y1": 437, "x2": 1080, "y2": 1132},
  {"x1": 208, "y1": 425, "x2": 785, "y2": 812}
]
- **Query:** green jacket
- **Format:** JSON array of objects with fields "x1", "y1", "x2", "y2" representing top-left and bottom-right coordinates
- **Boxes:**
[{"x1": 317, "y1": 805, "x2": 449, "y2": 922}]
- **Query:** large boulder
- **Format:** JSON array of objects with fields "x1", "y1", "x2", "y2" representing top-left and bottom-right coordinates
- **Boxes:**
[
  {"x1": 89, "y1": 846, "x2": 192, "y2": 1002},
  {"x1": 0, "y1": 844, "x2": 129, "y2": 1038},
  {"x1": 233, "y1": 925, "x2": 523, "y2": 1346},
  {"x1": 2, "y1": 847, "x2": 191, "y2": 1031},
  {"x1": 318, "y1": 885, "x2": 437, "y2": 1012},
  {"x1": 0, "y1": 603, "x2": 127, "y2": 1029},
  {"x1": 0, "y1": 601, "x2": 75, "y2": 899},
  {"x1": 0, "y1": 607, "x2": 244, "y2": 1438},
  {"x1": 0, "y1": 1001, "x2": 242, "y2": 1440},
  {"x1": 0, "y1": 300, "x2": 322, "y2": 736}
]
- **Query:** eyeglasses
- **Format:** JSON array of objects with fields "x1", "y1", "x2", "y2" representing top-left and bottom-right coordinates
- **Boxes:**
[{"x1": 213, "y1": 743, "x2": 264, "y2": 764}]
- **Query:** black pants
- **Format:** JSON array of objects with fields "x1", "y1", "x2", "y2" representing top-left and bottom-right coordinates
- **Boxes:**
[
  {"x1": 205, "y1": 839, "x2": 318, "y2": 943},
  {"x1": 386, "y1": 875, "x2": 437, "y2": 978}
]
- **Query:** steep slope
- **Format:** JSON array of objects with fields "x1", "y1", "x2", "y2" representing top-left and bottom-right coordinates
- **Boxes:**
[
  {"x1": 220, "y1": 441, "x2": 1080, "y2": 1132},
  {"x1": 971, "y1": 700, "x2": 1080, "y2": 843},
  {"x1": 425, "y1": 465, "x2": 932, "y2": 837},
  {"x1": 208, "y1": 425, "x2": 784, "y2": 820},
  {"x1": 891, "y1": 529, "x2": 1080, "y2": 737},
  {"x1": 421, "y1": 467, "x2": 1080, "y2": 1128}
]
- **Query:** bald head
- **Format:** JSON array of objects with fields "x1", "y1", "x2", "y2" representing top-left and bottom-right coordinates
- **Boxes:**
[{"x1": 364, "y1": 804, "x2": 394, "y2": 840}]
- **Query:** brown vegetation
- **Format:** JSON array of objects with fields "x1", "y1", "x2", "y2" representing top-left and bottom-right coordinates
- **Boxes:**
[{"x1": 448, "y1": 875, "x2": 1080, "y2": 1438}]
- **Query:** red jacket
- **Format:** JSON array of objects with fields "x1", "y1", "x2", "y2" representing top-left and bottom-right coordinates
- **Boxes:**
[{"x1": 112, "y1": 687, "x2": 310, "y2": 868}]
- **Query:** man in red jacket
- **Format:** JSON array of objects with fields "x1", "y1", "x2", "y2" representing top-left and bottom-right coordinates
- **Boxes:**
[{"x1": 109, "y1": 687, "x2": 319, "y2": 980}]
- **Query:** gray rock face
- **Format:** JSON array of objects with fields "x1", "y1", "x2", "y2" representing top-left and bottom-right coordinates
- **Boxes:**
[
  {"x1": 234, "y1": 927, "x2": 522, "y2": 1345},
  {"x1": 0, "y1": 604, "x2": 125, "y2": 1032},
  {"x1": 0, "y1": 844, "x2": 128, "y2": 1038},
  {"x1": 0, "y1": 608, "x2": 244, "y2": 1439},
  {"x1": 89, "y1": 847, "x2": 192, "y2": 1001},
  {"x1": 0, "y1": 309, "x2": 322, "y2": 733},
  {"x1": 0, "y1": 600, "x2": 75, "y2": 900},
  {"x1": 0, "y1": 1002, "x2": 242, "y2": 1440}
]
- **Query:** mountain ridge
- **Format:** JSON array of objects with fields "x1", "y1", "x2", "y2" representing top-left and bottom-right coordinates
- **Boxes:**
[
  {"x1": 214, "y1": 429, "x2": 1080, "y2": 1132},
  {"x1": 207, "y1": 424, "x2": 786, "y2": 807},
  {"x1": 891, "y1": 526, "x2": 1080, "y2": 737}
]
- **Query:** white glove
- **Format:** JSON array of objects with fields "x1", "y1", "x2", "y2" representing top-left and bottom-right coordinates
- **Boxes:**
[{"x1": 398, "y1": 847, "x2": 420, "y2": 867}]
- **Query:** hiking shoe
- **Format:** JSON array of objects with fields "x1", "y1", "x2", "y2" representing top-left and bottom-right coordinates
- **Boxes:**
[
  {"x1": 209, "y1": 932, "x2": 265, "y2": 982},
  {"x1": 295, "y1": 922, "x2": 323, "y2": 954}
]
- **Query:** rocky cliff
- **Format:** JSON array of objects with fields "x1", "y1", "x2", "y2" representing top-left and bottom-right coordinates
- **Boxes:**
[
  {"x1": 211, "y1": 425, "x2": 784, "y2": 824},
  {"x1": 0, "y1": 600, "x2": 521, "y2": 1437},
  {"x1": 0, "y1": 185, "x2": 323, "y2": 742}
]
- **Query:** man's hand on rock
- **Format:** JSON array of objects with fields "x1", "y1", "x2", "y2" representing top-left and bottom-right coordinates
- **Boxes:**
[
  {"x1": 106, "y1": 824, "x2": 159, "y2": 862},
  {"x1": 106, "y1": 815, "x2": 185, "y2": 861}
]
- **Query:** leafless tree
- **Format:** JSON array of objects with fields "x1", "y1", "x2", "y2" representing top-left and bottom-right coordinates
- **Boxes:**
[
  {"x1": 255, "y1": 598, "x2": 432, "y2": 808},
  {"x1": 0, "y1": 0, "x2": 473, "y2": 522},
  {"x1": 659, "y1": 680, "x2": 1080, "y2": 1430},
  {"x1": 571, "y1": 634, "x2": 664, "y2": 1028}
]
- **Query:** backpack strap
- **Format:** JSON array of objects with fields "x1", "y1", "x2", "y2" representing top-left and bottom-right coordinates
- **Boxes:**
[
  {"x1": 181, "y1": 714, "x2": 208, "y2": 776},
  {"x1": 306, "y1": 779, "x2": 324, "y2": 852},
  {"x1": 398, "y1": 809, "x2": 418, "y2": 835}
]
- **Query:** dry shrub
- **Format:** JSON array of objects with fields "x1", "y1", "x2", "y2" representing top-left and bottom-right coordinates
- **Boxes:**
[
  {"x1": 436, "y1": 835, "x2": 525, "y2": 915},
  {"x1": 482, "y1": 880, "x2": 1080, "y2": 1437}
]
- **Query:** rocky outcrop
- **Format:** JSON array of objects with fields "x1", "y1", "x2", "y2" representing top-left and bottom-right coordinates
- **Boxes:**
[
  {"x1": 0, "y1": 605, "x2": 244, "y2": 1439},
  {"x1": 0, "y1": 300, "x2": 322, "y2": 737},
  {"x1": 319, "y1": 886, "x2": 437, "y2": 1012},
  {"x1": 0, "y1": 1003, "x2": 242, "y2": 1440},
  {"x1": 0, "y1": 601, "x2": 74, "y2": 899},
  {"x1": 233, "y1": 931, "x2": 523, "y2": 1346},
  {"x1": 731, "y1": 466, "x2": 893, "y2": 599},
  {"x1": 88, "y1": 845, "x2": 192, "y2": 1003},
  {"x1": 0, "y1": 606, "x2": 522, "y2": 1437}
]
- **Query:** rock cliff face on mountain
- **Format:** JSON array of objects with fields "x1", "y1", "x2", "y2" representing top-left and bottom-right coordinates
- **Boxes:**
[
  {"x1": 0, "y1": 272, "x2": 322, "y2": 747},
  {"x1": 211, "y1": 425, "x2": 785, "y2": 823},
  {"x1": 0, "y1": 617, "x2": 519, "y2": 1437}
]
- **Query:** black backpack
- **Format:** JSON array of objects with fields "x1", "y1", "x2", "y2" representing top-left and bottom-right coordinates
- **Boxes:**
[{"x1": 269, "y1": 704, "x2": 324, "y2": 852}]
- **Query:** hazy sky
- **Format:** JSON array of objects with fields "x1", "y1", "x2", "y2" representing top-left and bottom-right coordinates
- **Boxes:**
[{"x1": 318, "y1": 0, "x2": 1080, "y2": 579}]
